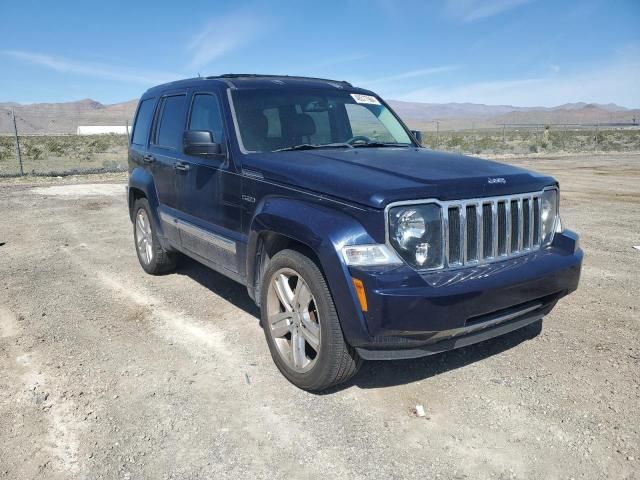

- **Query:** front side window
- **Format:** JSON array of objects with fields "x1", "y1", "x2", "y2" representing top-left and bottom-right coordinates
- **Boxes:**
[
  {"x1": 189, "y1": 94, "x2": 225, "y2": 144},
  {"x1": 153, "y1": 94, "x2": 186, "y2": 149},
  {"x1": 231, "y1": 89, "x2": 413, "y2": 152}
]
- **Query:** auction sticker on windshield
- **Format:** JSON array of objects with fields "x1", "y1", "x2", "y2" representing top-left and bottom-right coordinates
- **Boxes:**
[{"x1": 351, "y1": 93, "x2": 381, "y2": 105}]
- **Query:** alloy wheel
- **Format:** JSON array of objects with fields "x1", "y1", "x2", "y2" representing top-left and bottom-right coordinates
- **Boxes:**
[
  {"x1": 135, "y1": 209, "x2": 154, "y2": 265},
  {"x1": 266, "y1": 268, "x2": 321, "y2": 373}
]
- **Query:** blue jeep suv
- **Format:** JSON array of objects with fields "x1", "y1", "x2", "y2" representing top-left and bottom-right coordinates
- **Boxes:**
[{"x1": 128, "y1": 74, "x2": 582, "y2": 391}]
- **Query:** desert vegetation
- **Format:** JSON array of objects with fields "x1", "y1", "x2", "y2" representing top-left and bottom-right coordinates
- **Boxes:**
[
  {"x1": 0, "y1": 134, "x2": 128, "y2": 175},
  {"x1": 419, "y1": 127, "x2": 640, "y2": 155},
  {"x1": 1, "y1": 127, "x2": 639, "y2": 176}
]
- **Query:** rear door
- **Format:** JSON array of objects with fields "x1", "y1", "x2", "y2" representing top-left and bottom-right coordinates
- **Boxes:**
[
  {"x1": 147, "y1": 92, "x2": 188, "y2": 215},
  {"x1": 178, "y1": 90, "x2": 243, "y2": 274}
]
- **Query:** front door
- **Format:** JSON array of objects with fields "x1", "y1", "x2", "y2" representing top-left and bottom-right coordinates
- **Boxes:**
[{"x1": 178, "y1": 91, "x2": 242, "y2": 274}]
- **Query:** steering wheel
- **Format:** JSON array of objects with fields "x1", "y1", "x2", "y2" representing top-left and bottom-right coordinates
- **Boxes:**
[{"x1": 346, "y1": 135, "x2": 372, "y2": 145}]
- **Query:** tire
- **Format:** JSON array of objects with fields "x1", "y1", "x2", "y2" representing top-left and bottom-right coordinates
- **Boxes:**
[
  {"x1": 132, "y1": 198, "x2": 177, "y2": 275},
  {"x1": 260, "y1": 249, "x2": 362, "y2": 391}
]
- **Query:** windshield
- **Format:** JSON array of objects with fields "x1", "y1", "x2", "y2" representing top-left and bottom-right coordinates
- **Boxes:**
[{"x1": 231, "y1": 88, "x2": 413, "y2": 152}]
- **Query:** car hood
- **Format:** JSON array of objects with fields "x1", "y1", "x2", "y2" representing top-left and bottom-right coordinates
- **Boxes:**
[{"x1": 242, "y1": 147, "x2": 556, "y2": 209}]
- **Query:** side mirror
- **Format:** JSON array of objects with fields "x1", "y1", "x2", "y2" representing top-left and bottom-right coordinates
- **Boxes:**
[
  {"x1": 411, "y1": 130, "x2": 423, "y2": 145},
  {"x1": 183, "y1": 130, "x2": 222, "y2": 156}
]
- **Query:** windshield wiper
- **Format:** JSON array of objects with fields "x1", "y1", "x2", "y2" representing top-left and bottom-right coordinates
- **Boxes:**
[
  {"x1": 351, "y1": 142, "x2": 411, "y2": 148},
  {"x1": 273, "y1": 142, "x2": 354, "y2": 152}
]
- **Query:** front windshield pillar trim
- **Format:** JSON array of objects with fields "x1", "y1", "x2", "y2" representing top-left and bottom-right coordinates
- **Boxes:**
[{"x1": 226, "y1": 88, "x2": 253, "y2": 155}]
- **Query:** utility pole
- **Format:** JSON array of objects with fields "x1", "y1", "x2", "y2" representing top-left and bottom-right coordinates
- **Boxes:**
[
  {"x1": 472, "y1": 122, "x2": 476, "y2": 153},
  {"x1": 11, "y1": 108, "x2": 24, "y2": 176},
  {"x1": 435, "y1": 120, "x2": 440, "y2": 149},
  {"x1": 502, "y1": 124, "x2": 506, "y2": 144}
]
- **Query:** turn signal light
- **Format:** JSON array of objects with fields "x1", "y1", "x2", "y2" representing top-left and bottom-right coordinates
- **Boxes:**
[{"x1": 352, "y1": 277, "x2": 368, "y2": 312}]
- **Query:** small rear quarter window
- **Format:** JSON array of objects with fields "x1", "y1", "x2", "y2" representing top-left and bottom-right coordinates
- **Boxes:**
[{"x1": 132, "y1": 98, "x2": 155, "y2": 146}]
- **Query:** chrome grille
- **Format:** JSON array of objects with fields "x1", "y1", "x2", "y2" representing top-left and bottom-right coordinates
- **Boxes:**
[
  {"x1": 448, "y1": 207, "x2": 461, "y2": 264},
  {"x1": 443, "y1": 191, "x2": 546, "y2": 269},
  {"x1": 497, "y1": 201, "x2": 507, "y2": 255},
  {"x1": 465, "y1": 205, "x2": 477, "y2": 262}
]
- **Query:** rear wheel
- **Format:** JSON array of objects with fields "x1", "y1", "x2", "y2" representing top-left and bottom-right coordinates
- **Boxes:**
[
  {"x1": 132, "y1": 198, "x2": 177, "y2": 275},
  {"x1": 261, "y1": 249, "x2": 361, "y2": 391}
]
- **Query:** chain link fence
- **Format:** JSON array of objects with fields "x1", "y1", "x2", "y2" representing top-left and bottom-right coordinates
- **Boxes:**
[
  {"x1": 2, "y1": 106, "x2": 640, "y2": 177},
  {"x1": 0, "y1": 107, "x2": 131, "y2": 177},
  {"x1": 419, "y1": 123, "x2": 640, "y2": 155}
]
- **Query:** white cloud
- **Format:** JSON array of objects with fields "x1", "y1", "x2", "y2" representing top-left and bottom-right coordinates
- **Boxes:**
[
  {"x1": 397, "y1": 60, "x2": 640, "y2": 107},
  {"x1": 186, "y1": 11, "x2": 272, "y2": 69},
  {"x1": 1, "y1": 50, "x2": 181, "y2": 85},
  {"x1": 363, "y1": 65, "x2": 462, "y2": 86},
  {"x1": 446, "y1": 0, "x2": 533, "y2": 22}
]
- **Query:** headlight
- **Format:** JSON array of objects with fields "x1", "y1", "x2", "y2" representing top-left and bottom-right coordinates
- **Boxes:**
[
  {"x1": 388, "y1": 204, "x2": 442, "y2": 269},
  {"x1": 341, "y1": 244, "x2": 402, "y2": 266},
  {"x1": 540, "y1": 188, "x2": 559, "y2": 244},
  {"x1": 393, "y1": 209, "x2": 426, "y2": 248}
]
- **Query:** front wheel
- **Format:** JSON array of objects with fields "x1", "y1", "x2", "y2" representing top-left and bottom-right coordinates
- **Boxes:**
[{"x1": 260, "y1": 249, "x2": 361, "y2": 391}]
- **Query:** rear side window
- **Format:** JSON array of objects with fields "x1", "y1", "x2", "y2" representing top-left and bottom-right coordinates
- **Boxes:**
[
  {"x1": 154, "y1": 94, "x2": 187, "y2": 149},
  {"x1": 189, "y1": 94, "x2": 225, "y2": 144},
  {"x1": 132, "y1": 98, "x2": 155, "y2": 146}
]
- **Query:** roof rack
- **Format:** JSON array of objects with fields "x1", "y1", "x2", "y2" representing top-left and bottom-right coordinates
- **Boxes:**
[{"x1": 205, "y1": 74, "x2": 353, "y2": 87}]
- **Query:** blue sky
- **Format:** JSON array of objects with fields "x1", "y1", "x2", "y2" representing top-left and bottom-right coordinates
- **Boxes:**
[{"x1": 1, "y1": 0, "x2": 639, "y2": 107}]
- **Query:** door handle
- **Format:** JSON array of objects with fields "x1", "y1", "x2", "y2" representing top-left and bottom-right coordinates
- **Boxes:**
[
  {"x1": 142, "y1": 154, "x2": 155, "y2": 164},
  {"x1": 174, "y1": 162, "x2": 190, "y2": 172}
]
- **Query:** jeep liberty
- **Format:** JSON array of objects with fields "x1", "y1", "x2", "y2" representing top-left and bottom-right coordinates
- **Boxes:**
[{"x1": 128, "y1": 74, "x2": 582, "y2": 391}]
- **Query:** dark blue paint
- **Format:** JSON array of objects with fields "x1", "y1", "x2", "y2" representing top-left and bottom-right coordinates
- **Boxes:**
[{"x1": 128, "y1": 76, "x2": 583, "y2": 356}]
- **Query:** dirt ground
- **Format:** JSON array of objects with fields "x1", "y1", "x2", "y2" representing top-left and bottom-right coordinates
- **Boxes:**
[{"x1": 0, "y1": 153, "x2": 638, "y2": 479}]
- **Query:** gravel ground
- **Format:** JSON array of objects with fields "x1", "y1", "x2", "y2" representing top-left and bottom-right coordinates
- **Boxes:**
[{"x1": 0, "y1": 153, "x2": 638, "y2": 479}]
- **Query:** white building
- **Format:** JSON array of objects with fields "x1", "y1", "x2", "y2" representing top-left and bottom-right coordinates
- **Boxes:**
[{"x1": 76, "y1": 125, "x2": 130, "y2": 135}]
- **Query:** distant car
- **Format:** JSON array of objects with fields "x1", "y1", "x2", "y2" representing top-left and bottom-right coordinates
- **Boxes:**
[{"x1": 127, "y1": 74, "x2": 582, "y2": 391}]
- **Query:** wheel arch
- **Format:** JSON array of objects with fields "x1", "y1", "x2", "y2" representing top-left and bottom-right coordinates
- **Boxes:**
[
  {"x1": 246, "y1": 197, "x2": 377, "y2": 346},
  {"x1": 128, "y1": 167, "x2": 162, "y2": 228}
]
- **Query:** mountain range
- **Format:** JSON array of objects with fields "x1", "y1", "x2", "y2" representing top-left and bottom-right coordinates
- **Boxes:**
[
  {"x1": 387, "y1": 100, "x2": 639, "y2": 130},
  {"x1": 0, "y1": 98, "x2": 638, "y2": 134}
]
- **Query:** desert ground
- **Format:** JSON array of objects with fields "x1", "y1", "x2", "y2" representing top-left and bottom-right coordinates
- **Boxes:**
[{"x1": 0, "y1": 153, "x2": 638, "y2": 479}]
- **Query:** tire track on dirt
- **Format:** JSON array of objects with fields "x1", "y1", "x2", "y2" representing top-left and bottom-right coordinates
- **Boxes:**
[
  {"x1": 58, "y1": 241, "x2": 363, "y2": 479},
  {"x1": 0, "y1": 304, "x2": 84, "y2": 478}
]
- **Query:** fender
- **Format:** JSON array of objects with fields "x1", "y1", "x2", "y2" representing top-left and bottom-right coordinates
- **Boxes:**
[
  {"x1": 128, "y1": 167, "x2": 168, "y2": 243},
  {"x1": 247, "y1": 196, "x2": 379, "y2": 345}
]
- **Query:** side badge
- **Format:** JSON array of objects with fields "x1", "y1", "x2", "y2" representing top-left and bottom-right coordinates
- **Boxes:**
[{"x1": 242, "y1": 195, "x2": 256, "y2": 203}]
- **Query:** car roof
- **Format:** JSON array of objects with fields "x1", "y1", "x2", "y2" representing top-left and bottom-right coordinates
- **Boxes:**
[{"x1": 143, "y1": 74, "x2": 375, "y2": 97}]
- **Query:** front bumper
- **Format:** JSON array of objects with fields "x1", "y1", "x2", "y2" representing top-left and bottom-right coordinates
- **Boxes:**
[{"x1": 345, "y1": 230, "x2": 582, "y2": 359}]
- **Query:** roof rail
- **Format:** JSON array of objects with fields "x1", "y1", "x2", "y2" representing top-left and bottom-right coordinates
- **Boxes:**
[{"x1": 205, "y1": 73, "x2": 353, "y2": 87}]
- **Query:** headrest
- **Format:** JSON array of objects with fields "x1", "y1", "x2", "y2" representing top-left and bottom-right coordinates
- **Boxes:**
[{"x1": 290, "y1": 113, "x2": 316, "y2": 137}]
